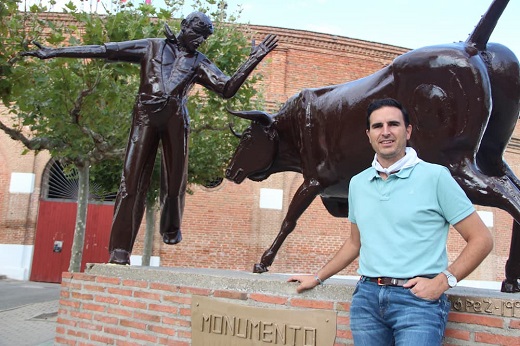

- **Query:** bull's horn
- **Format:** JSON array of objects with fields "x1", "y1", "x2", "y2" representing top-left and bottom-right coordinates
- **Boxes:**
[
  {"x1": 226, "y1": 108, "x2": 274, "y2": 126},
  {"x1": 228, "y1": 123, "x2": 242, "y2": 138}
]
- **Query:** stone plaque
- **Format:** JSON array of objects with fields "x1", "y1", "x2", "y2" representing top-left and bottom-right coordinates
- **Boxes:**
[{"x1": 191, "y1": 295, "x2": 337, "y2": 345}]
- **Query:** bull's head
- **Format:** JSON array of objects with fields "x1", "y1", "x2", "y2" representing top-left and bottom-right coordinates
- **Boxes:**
[{"x1": 226, "y1": 110, "x2": 278, "y2": 184}]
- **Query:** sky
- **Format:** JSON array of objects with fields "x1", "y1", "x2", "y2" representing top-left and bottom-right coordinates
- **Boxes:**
[{"x1": 24, "y1": 0, "x2": 520, "y2": 58}]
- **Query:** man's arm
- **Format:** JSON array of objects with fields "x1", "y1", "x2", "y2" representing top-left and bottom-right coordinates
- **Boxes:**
[
  {"x1": 221, "y1": 34, "x2": 278, "y2": 98},
  {"x1": 404, "y1": 211, "x2": 493, "y2": 299},
  {"x1": 288, "y1": 223, "x2": 361, "y2": 293},
  {"x1": 20, "y1": 41, "x2": 108, "y2": 60}
]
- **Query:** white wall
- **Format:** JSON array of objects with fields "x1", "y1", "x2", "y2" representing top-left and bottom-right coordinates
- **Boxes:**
[{"x1": 0, "y1": 244, "x2": 34, "y2": 280}]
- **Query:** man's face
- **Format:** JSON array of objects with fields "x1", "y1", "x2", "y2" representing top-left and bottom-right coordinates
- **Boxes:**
[
  {"x1": 180, "y1": 21, "x2": 211, "y2": 53},
  {"x1": 366, "y1": 106, "x2": 412, "y2": 167}
]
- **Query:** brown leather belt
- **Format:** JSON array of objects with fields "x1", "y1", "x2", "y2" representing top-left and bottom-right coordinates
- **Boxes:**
[{"x1": 362, "y1": 276, "x2": 409, "y2": 286}]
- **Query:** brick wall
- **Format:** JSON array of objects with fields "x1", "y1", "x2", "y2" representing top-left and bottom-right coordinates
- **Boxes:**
[{"x1": 55, "y1": 265, "x2": 520, "y2": 345}]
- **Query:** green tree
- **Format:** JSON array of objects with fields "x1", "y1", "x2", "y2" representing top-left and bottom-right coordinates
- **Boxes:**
[{"x1": 0, "y1": 0, "x2": 266, "y2": 271}]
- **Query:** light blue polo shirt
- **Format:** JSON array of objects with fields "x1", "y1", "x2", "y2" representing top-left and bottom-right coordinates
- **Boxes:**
[{"x1": 348, "y1": 161, "x2": 474, "y2": 278}]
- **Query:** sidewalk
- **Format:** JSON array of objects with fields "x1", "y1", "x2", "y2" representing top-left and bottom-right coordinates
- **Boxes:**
[{"x1": 0, "y1": 279, "x2": 60, "y2": 346}]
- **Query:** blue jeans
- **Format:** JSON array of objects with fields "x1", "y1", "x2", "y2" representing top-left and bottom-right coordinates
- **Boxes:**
[{"x1": 350, "y1": 280, "x2": 451, "y2": 346}]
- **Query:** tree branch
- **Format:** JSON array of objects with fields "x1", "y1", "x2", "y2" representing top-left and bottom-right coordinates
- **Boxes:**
[{"x1": 0, "y1": 118, "x2": 53, "y2": 151}]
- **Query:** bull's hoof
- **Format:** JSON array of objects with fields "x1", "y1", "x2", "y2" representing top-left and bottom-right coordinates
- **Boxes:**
[
  {"x1": 253, "y1": 263, "x2": 269, "y2": 273},
  {"x1": 501, "y1": 279, "x2": 520, "y2": 293},
  {"x1": 108, "y1": 249, "x2": 130, "y2": 265},
  {"x1": 162, "y1": 231, "x2": 182, "y2": 245}
]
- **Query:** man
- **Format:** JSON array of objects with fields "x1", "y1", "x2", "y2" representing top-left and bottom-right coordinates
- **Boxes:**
[
  {"x1": 289, "y1": 98, "x2": 493, "y2": 345},
  {"x1": 22, "y1": 12, "x2": 278, "y2": 265}
]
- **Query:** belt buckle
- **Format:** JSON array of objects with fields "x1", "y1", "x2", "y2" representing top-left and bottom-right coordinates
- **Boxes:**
[{"x1": 377, "y1": 277, "x2": 384, "y2": 285}]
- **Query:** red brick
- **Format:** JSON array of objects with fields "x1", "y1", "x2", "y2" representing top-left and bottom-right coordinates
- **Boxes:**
[
  {"x1": 163, "y1": 295, "x2": 191, "y2": 305},
  {"x1": 475, "y1": 332, "x2": 520, "y2": 345},
  {"x1": 120, "y1": 299, "x2": 147, "y2": 310},
  {"x1": 129, "y1": 331, "x2": 158, "y2": 343},
  {"x1": 133, "y1": 291, "x2": 161, "y2": 301},
  {"x1": 96, "y1": 276, "x2": 121, "y2": 285},
  {"x1": 289, "y1": 298, "x2": 334, "y2": 310},
  {"x1": 123, "y1": 279, "x2": 148, "y2": 288},
  {"x1": 120, "y1": 319, "x2": 147, "y2": 330},
  {"x1": 149, "y1": 282, "x2": 179, "y2": 292},
  {"x1": 133, "y1": 311, "x2": 161, "y2": 323},
  {"x1": 510, "y1": 319, "x2": 520, "y2": 329},
  {"x1": 213, "y1": 290, "x2": 247, "y2": 300},
  {"x1": 91, "y1": 333, "x2": 116, "y2": 344},
  {"x1": 178, "y1": 287, "x2": 211, "y2": 296},
  {"x1": 444, "y1": 328, "x2": 471, "y2": 341},
  {"x1": 161, "y1": 316, "x2": 191, "y2": 327},
  {"x1": 148, "y1": 303, "x2": 179, "y2": 314},
  {"x1": 107, "y1": 287, "x2": 133, "y2": 296},
  {"x1": 448, "y1": 312, "x2": 504, "y2": 328},
  {"x1": 104, "y1": 326, "x2": 129, "y2": 337},
  {"x1": 248, "y1": 293, "x2": 287, "y2": 305},
  {"x1": 148, "y1": 324, "x2": 176, "y2": 336},
  {"x1": 95, "y1": 295, "x2": 120, "y2": 304}
]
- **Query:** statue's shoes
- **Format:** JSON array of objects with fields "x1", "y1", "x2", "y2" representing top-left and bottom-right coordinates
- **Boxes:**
[
  {"x1": 108, "y1": 248, "x2": 131, "y2": 265},
  {"x1": 162, "y1": 231, "x2": 182, "y2": 245}
]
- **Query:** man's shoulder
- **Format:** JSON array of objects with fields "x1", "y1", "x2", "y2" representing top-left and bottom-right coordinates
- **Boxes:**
[
  {"x1": 351, "y1": 167, "x2": 374, "y2": 182},
  {"x1": 415, "y1": 160, "x2": 449, "y2": 174}
]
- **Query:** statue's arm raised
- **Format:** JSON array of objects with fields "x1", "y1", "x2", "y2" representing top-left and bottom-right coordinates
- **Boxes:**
[
  {"x1": 222, "y1": 34, "x2": 278, "y2": 98},
  {"x1": 20, "y1": 41, "x2": 108, "y2": 60}
]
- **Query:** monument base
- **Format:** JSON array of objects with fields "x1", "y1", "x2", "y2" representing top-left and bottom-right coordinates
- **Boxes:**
[{"x1": 55, "y1": 265, "x2": 520, "y2": 345}]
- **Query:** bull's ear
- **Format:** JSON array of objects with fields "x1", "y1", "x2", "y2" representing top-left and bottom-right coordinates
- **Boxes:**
[{"x1": 226, "y1": 108, "x2": 274, "y2": 126}]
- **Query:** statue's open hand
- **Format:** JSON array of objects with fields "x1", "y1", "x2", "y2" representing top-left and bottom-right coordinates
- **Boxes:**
[
  {"x1": 20, "y1": 41, "x2": 55, "y2": 59},
  {"x1": 250, "y1": 34, "x2": 278, "y2": 58}
]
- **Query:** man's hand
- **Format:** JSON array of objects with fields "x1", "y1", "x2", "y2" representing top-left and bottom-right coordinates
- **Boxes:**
[
  {"x1": 403, "y1": 275, "x2": 449, "y2": 300},
  {"x1": 20, "y1": 41, "x2": 55, "y2": 59},
  {"x1": 287, "y1": 274, "x2": 319, "y2": 293},
  {"x1": 250, "y1": 34, "x2": 278, "y2": 58}
]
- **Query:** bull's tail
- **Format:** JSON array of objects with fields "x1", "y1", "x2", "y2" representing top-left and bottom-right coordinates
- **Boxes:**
[
  {"x1": 466, "y1": 0, "x2": 509, "y2": 50},
  {"x1": 226, "y1": 108, "x2": 274, "y2": 126}
]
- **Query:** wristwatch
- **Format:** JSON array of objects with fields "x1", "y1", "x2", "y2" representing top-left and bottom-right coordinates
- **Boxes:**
[{"x1": 442, "y1": 270, "x2": 458, "y2": 288}]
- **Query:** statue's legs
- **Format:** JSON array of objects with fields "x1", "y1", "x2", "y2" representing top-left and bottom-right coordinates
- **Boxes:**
[
  {"x1": 158, "y1": 108, "x2": 189, "y2": 245},
  {"x1": 108, "y1": 102, "x2": 160, "y2": 264}
]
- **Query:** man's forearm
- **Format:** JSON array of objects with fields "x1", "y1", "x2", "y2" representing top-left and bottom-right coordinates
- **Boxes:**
[
  {"x1": 222, "y1": 54, "x2": 263, "y2": 98},
  {"x1": 41, "y1": 45, "x2": 107, "y2": 59}
]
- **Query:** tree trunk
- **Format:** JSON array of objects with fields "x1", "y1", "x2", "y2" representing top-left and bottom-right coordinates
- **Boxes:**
[
  {"x1": 142, "y1": 197, "x2": 156, "y2": 266},
  {"x1": 68, "y1": 163, "x2": 89, "y2": 272}
]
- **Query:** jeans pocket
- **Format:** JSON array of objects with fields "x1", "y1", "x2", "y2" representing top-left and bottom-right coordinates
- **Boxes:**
[{"x1": 407, "y1": 288, "x2": 439, "y2": 303}]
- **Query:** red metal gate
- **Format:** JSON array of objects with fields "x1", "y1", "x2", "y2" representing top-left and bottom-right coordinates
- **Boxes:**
[{"x1": 30, "y1": 200, "x2": 114, "y2": 283}]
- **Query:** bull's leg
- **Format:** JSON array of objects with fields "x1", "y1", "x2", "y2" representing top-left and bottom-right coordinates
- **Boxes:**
[
  {"x1": 454, "y1": 158, "x2": 520, "y2": 292},
  {"x1": 501, "y1": 166, "x2": 520, "y2": 293},
  {"x1": 502, "y1": 221, "x2": 520, "y2": 293},
  {"x1": 254, "y1": 178, "x2": 322, "y2": 273}
]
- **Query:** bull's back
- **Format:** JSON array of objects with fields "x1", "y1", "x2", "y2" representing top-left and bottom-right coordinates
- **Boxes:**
[{"x1": 392, "y1": 43, "x2": 492, "y2": 165}]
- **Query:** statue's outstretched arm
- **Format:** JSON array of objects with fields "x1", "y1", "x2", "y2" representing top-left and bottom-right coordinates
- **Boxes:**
[
  {"x1": 20, "y1": 41, "x2": 107, "y2": 60},
  {"x1": 222, "y1": 34, "x2": 278, "y2": 98}
]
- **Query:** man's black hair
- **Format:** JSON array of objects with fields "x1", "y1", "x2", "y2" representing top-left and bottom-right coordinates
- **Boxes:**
[{"x1": 366, "y1": 98, "x2": 410, "y2": 129}]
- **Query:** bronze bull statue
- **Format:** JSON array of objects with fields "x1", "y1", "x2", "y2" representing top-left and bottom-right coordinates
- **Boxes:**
[{"x1": 225, "y1": 0, "x2": 520, "y2": 292}]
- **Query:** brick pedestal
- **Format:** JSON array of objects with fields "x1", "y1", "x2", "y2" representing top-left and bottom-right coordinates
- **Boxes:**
[{"x1": 55, "y1": 265, "x2": 520, "y2": 345}]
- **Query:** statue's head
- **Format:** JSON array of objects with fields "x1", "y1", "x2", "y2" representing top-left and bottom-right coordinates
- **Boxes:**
[
  {"x1": 177, "y1": 11, "x2": 214, "y2": 52},
  {"x1": 182, "y1": 11, "x2": 214, "y2": 37}
]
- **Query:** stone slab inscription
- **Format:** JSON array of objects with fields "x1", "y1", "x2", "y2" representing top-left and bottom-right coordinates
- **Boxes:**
[
  {"x1": 191, "y1": 295, "x2": 337, "y2": 346},
  {"x1": 448, "y1": 295, "x2": 520, "y2": 318}
]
